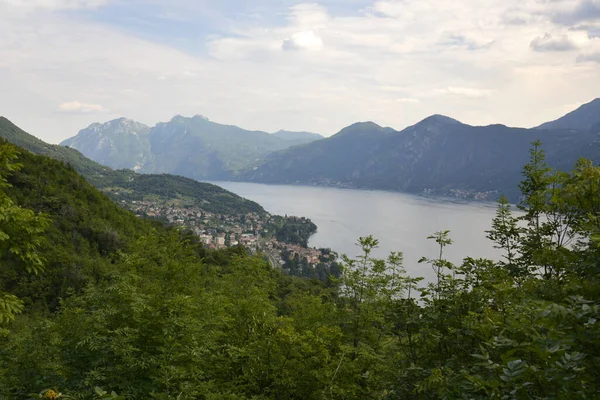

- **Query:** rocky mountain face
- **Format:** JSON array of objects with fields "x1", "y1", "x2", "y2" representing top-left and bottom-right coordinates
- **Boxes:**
[
  {"x1": 61, "y1": 118, "x2": 151, "y2": 171},
  {"x1": 240, "y1": 100, "x2": 600, "y2": 201},
  {"x1": 61, "y1": 115, "x2": 324, "y2": 180}
]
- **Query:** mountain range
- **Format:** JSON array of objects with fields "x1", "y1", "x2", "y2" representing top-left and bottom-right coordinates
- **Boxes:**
[
  {"x1": 242, "y1": 102, "x2": 600, "y2": 200},
  {"x1": 62, "y1": 99, "x2": 600, "y2": 201},
  {"x1": 0, "y1": 117, "x2": 264, "y2": 215},
  {"x1": 61, "y1": 116, "x2": 324, "y2": 180}
]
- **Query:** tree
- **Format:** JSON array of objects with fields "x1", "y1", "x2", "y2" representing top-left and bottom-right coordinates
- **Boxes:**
[
  {"x1": 419, "y1": 230, "x2": 453, "y2": 297},
  {"x1": 0, "y1": 143, "x2": 49, "y2": 323},
  {"x1": 486, "y1": 196, "x2": 523, "y2": 277},
  {"x1": 518, "y1": 140, "x2": 553, "y2": 278}
]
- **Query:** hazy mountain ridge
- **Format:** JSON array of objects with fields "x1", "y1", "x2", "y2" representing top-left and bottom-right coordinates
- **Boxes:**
[
  {"x1": 59, "y1": 99, "x2": 600, "y2": 201},
  {"x1": 240, "y1": 100, "x2": 600, "y2": 201},
  {"x1": 536, "y1": 98, "x2": 600, "y2": 131},
  {"x1": 61, "y1": 115, "x2": 324, "y2": 180},
  {"x1": 272, "y1": 130, "x2": 324, "y2": 145}
]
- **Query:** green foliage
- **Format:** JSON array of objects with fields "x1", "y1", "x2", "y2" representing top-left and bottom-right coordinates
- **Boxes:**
[
  {"x1": 0, "y1": 139, "x2": 600, "y2": 399},
  {"x1": 0, "y1": 143, "x2": 50, "y2": 323},
  {"x1": 486, "y1": 196, "x2": 523, "y2": 276},
  {"x1": 265, "y1": 215, "x2": 317, "y2": 247}
]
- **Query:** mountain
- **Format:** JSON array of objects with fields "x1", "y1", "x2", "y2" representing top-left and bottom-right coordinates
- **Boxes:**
[
  {"x1": 53, "y1": 100, "x2": 600, "y2": 201},
  {"x1": 62, "y1": 115, "x2": 317, "y2": 181},
  {"x1": 536, "y1": 98, "x2": 600, "y2": 131},
  {"x1": 61, "y1": 118, "x2": 151, "y2": 171},
  {"x1": 272, "y1": 130, "x2": 324, "y2": 145},
  {"x1": 0, "y1": 117, "x2": 264, "y2": 215},
  {"x1": 240, "y1": 111, "x2": 600, "y2": 201}
]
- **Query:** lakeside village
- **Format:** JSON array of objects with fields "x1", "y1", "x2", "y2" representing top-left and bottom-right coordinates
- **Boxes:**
[{"x1": 121, "y1": 200, "x2": 341, "y2": 281}]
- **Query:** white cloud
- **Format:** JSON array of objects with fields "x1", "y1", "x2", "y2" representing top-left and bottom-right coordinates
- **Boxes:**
[
  {"x1": 1, "y1": 0, "x2": 600, "y2": 143},
  {"x1": 577, "y1": 52, "x2": 600, "y2": 62},
  {"x1": 437, "y1": 87, "x2": 494, "y2": 98},
  {"x1": 58, "y1": 101, "x2": 106, "y2": 113},
  {"x1": 395, "y1": 97, "x2": 421, "y2": 104},
  {"x1": 282, "y1": 31, "x2": 324, "y2": 51},
  {"x1": 287, "y1": 3, "x2": 329, "y2": 29},
  {"x1": 530, "y1": 33, "x2": 577, "y2": 51}
]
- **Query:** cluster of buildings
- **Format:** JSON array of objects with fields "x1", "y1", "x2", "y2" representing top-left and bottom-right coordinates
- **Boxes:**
[
  {"x1": 262, "y1": 238, "x2": 327, "y2": 266},
  {"x1": 422, "y1": 188, "x2": 499, "y2": 201},
  {"x1": 122, "y1": 200, "x2": 333, "y2": 266}
]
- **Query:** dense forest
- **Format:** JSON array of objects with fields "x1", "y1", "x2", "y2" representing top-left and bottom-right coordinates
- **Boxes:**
[
  {"x1": 264, "y1": 216, "x2": 317, "y2": 247},
  {"x1": 0, "y1": 138, "x2": 599, "y2": 399}
]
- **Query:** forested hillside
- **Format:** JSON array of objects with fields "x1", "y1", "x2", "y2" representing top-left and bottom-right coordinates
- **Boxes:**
[{"x1": 0, "y1": 139, "x2": 599, "y2": 399}]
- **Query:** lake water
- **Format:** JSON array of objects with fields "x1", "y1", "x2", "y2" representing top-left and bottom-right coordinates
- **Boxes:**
[{"x1": 211, "y1": 182, "x2": 502, "y2": 283}]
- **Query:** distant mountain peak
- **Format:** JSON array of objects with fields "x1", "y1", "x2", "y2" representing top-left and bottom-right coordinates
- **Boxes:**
[
  {"x1": 344, "y1": 121, "x2": 384, "y2": 130},
  {"x1": 170, "y1": 114, "x2": 187, "y2": 122},
  {"x1": 332, "y1": 121, "x2": 394, "y2": 140},
  {"x1": 416, "y1": 114, "x2": 463, "y2": 126},
  {"x1": 192, "y1": 114, "x2": 210, "y2": 121},
  {"x1": 536, "y1": 98, "x2": 600, "y2": 131},
  {"x1": 169, "y1": 114, "x2": 210, "y2": 123},
  {"x1": 81, "y1": 117, "x2": 148, "y2": 133}
]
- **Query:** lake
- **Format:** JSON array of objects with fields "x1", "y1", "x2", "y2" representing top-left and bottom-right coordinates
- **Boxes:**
[{"x1": 211, "y1": 182, "x2": 502, "y2": 283}]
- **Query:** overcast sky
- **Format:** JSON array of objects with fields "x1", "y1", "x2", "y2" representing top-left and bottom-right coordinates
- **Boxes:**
[{"x1": 1, "y1": 0, "x2": 599, "y2": 143}]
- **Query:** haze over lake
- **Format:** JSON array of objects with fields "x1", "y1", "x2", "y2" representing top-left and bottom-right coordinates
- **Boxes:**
[{"x1": 212, "y1": 182, "x2": 502, "y2": 283}]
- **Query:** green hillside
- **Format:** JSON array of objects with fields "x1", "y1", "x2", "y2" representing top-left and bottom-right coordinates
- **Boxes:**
[
  {"x1": 0, "y1": 117, "x2": 264, "y2": 215},
  {"x1": 1, "y1": 128, "x2": 600, "y2": 399}
]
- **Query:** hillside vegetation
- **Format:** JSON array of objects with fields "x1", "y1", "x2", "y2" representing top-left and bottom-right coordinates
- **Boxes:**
[
  {"x1": 0, "y1": 135, "x2": 599, "y2": 398},
  {"x1": 0, "y1": 117, "x2": 264, "y2": 215}
]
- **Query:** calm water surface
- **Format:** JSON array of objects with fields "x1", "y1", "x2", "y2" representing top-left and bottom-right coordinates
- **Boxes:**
[{"x1": 211, "y1": 182, "x2": 501, "y2": 283}]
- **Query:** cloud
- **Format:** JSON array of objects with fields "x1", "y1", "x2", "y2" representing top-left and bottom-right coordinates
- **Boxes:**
[
  {"x1": 442, "y1": 34, "x2": 494, "y2": 50},
  {"x1": 1, "y1": 0, "x2": 109, "y2": 10},
  {"x1": 589, "y1": 27, "x2": 600, "y2": 38},
  {"x1": 551, "y1": 0, "x2": 600, "y2": 25},
  {"x1": 576, "y1": 52, "x2": 600, "y2": 62},
  {"x1": 530, "y1": 33, "x2": 577, "y2": 51},
  {"x1": 58, "y1": 101, "x2": 106, "y2": 113},
  {"x1": 287, "y1": 3, "x2": 329, "y2": 28},
  {"x1": 437, "y1": 87, "x2": 494, "y2": 98},
  {"x1": 395, "y1": 97, "x2": 421, "y2": 104},
  {"x1": 282, "y1": 30, "x2": 324, "y2": 51},
  {"x1": 2, "y1": 0, "x2": 600, "y2": 143}
]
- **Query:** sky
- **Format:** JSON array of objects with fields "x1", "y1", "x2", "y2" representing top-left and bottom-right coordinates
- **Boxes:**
[{"x1": 1, "y1": 0, "x2": 599, "y2": 143}]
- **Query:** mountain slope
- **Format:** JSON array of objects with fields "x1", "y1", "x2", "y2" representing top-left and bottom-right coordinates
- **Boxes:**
[
  {"x1": 62, "y1": 118, "x2": 152, "y2": 170},
  {"x1": 0, "y1": 137, "x2": 167, "y2": 311},
  {"x1": 240, "y1": 113, "x2": 600, "y2": 200},
  {"x1": 536, "y1": 98, "x2": 600, "y2": 130},
  {"x1": 61, "y1": 115, "x2": 317, "y2": 180},
  {"x1": 0, "y1": 117, "x2": 264, "y2": 215},
  {"x1": 272, "y1": 130, "x2": 324, "y2": 145},
  {"x1": 147, "y1": 115, "x2": 294, "y2": 180}
]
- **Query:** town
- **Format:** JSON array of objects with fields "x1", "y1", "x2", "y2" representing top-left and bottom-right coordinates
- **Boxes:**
[{"x1": 121, "y1": 199, "x2": 341, "y2": 280}]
